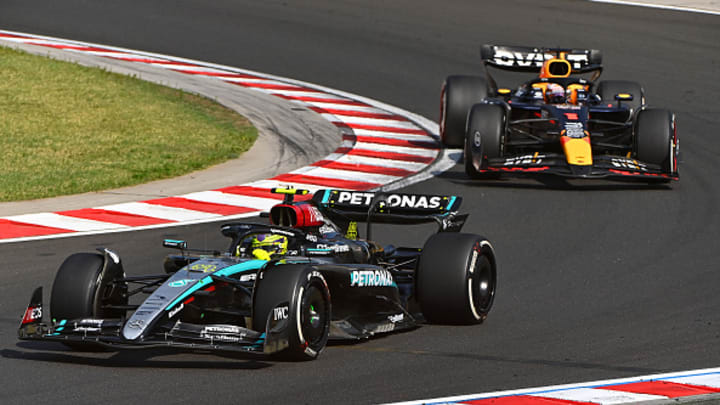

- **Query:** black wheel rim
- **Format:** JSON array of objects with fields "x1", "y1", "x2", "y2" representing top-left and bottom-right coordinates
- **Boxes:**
[
  {"x1": 300, "y1": 285, "x2": 328, "y2": 348},
  {"x1": 471, "y1": 256, "x2": 495, "y2": 315}
]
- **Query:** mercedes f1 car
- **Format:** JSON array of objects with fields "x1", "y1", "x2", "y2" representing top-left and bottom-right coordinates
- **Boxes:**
[
  {"x1": 440, "y1": 45, "x2": 679, "y2": 182},
  {"x1": 18, "y1": 188, "x2": 497, "y2": 360}
]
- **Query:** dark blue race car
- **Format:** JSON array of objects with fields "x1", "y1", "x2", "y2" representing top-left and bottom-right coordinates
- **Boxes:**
[{"x1": 440, "y1": 45, "x2": 679, "y2": 182}]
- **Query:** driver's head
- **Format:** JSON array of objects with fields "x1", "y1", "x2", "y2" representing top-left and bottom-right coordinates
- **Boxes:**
[
  {"x1": 546, "y1": 83, "x2": 565, "y2": 104},
  {"x1": 250, "y1": 233, "x2": 288, "y2": 256}
]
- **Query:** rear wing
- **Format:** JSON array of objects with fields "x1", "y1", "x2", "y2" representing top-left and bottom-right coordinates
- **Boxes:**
[
  {"x1": 480, "y1": 44, "x2": 602, "y2": 74},
  {"x1": 312, "y1": 189, "x2": 467, "y2": 234}
]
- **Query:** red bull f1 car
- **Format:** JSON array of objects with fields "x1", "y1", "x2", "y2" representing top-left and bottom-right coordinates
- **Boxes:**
[
  {"x1": 18, "y1": 188, "x2": 497, "y2": 360},
  {"x1": 440, "y1": 45, "x2": 679, "y2": 182}
]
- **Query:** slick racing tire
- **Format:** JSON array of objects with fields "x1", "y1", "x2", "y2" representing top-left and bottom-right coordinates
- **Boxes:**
[
  {"x1": 252, "y1": 264, "x2": 331, "y2": 361},
  {"x1": 50, "y1": 251, "x2": 127, "y2": 349},
  {"x1": 634, "y1": 108, "x2": 677, "y2": 179},
  {"x1": 465, "y1": 103, "x2": 504, "y2": 179},
  {"x1": 596, "y1": 80, "x2": 645, "y2": 114},
  {"x1": 440, "y1": 75, "x2": 490, "y2": 147},
  {"x1": 416, "y1": 233, "x2": 497, "y2": 324}
]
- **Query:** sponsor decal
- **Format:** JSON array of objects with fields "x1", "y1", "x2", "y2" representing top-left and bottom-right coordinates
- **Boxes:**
[
  {"x1": 73, "y1": 327, "x2": 101, "y2": 333},
  {"x1": 373, "y1": 323, "x2": 396, "y2": 333},
  {"x1": 78, "y1": 319, "x2": 104, "y2": 326},
  {"x1": 239, "y1": 273, "x2": 256, "y2": 282},
  {"x1": 474, "y1": 131, "x2": 482, "y2": 147},
  {"x1": 388, "y1": 313, "x2": 404, "y2": 323},
  {"x1": 199, "y1": 325, "x2": 247, "y2": 343},
  {"x1": 270, "y1": 229, "x2": 295, "y2": 237},
  {"x1": 491, "y1": 50, "x2": 589, "y2": 69},
  {"x1": 564, "y1": 122, "x2": 585, "y2": 138},
  {"x1": 306, "y1": 234, "x2": 318, "y2": 242},
  {"x1": 611, "y1": 158, "x2": 648, "y2": 171},
  {"x1": 564, "y1": 112, "x2": 579, "y2": 120},
  {"x1": 308, "y1": 270, "x2": 324, "y2": 282},
  {"x1": 22, "y1": 306, "x2": 42, "y2": 324},
  {"x1": 336, "y1": 191, "x2": 444, "y2": 210},
  {"x1": 504, "y1": 154, "x2": 545, "y2": 166},
  {"x1": 273, "y1": 306, "x2": 289, "y2": 321},
  {"x1": 168, "y1": 303, "x2": 184, "y2": 318},
  {"x1": 350, "y1": 270, "x2": 395, "y2": 287},
  {"x1": 127, "y1": 319, "x2": 145, "y2": 329},
  {"x1": 189, "y1": 263, "x2": 217, "y2": 273},
  {"x1": 469, "y1": 249, "x2": 479, "y2": 274},
  {"x1": 169, "y1": 279, "x2": 194, "y2": 288},
  {"x1": 202, "y1": 325, "x2": 243, "y2": 334},
  {"x1": 315, "y1": 243, "x2": 350, "y2": 253}
]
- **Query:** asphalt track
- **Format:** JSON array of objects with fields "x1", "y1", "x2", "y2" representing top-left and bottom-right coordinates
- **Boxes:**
[{"x1": 1, "y1": 1, "x2": 719, "y2": 404}]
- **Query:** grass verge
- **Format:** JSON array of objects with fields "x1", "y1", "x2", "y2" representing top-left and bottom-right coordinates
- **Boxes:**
[{"x1": 0, "y1": 45, "x2": 257, "y2": 202}]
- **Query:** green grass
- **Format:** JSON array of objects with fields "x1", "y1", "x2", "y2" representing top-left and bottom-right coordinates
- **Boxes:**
[{"x1": 0, "y1": 46, "x2": 257, "y2": 202}]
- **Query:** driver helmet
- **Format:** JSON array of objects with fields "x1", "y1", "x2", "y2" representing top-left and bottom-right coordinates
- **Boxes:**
[
  {"x1": 250, "y1": 233, "x2": 288, "y2": 256},
  {"x1": 546, "y1": 83, "x2": 565, "y2": 104}
]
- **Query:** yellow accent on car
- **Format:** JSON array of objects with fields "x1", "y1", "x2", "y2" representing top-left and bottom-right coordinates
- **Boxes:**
[
  {"x1": 562, "y1": 138, "x2": 593, "y2": 166},
  {"x1": 345, "y1": 221, "x2": 358, "y2": 240},
  {"x1": 271, "y1": 187, "x2": 309, "y2": 195},
  {"x1": 498, "y1": 88, "x2": 511, "y2": 95}
]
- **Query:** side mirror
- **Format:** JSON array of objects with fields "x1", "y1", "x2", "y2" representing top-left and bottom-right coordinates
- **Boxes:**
[{"x1": 163, "y1": 239, "x2": 187, "y2": 250}]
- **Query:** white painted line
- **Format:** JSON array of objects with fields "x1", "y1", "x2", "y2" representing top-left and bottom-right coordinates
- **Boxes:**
[
  {"x1": 320, "y1": 115, "x2": 418, "y2": 129},
  {"x1": 101, "y1": 202, "x2": 219, "y2": 221},
  {"x1": 589, "y1": 0, "x2": 720, "y2": 16},
  {"x1": 352, "y1": 128, "x2": 438, "y2": 142},
  {"x1": 181, "y1": 191, "x2": 279, "y2": 211},
  {"x1": 4, "y1": 213, "x2": 127, "y2": 232},
  {"x1": 323, "y1": 153, "x2": 426, "y2": 171},
  {"x1": 297, "y1": 101, "x2": 391, "y2": 113},
  {"x1": 290, "y1": 166, "x2": 401, "y2": 184},
  {"x1": 353, "y1": 142, "x2": 439, "y2": 156}
]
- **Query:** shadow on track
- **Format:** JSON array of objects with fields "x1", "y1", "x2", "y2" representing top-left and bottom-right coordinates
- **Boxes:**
[
  {"x1": 2, "y1": 342, "x2": 273, "y2": 370},
  {"x1": 438, "y1": 169, "x2": 673, "y2": 191}
]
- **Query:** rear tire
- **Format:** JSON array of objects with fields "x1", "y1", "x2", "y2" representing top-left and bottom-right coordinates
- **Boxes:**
[
  {"x1": 50, "y1": 251, "x2": 127, "y2": 350},
  {"x1": 253, "y1": 265, "x2": 331, "y2": 360},
  {"x1": 634, "y1": 108, "x2": 677, "y2": 177},
  {"x1": 417, "y1": 233, "x2": 497, "y2": 324},
  {"x1": 440, "y1": 76, "x2": 489, "y2": 147},
  {"x1": 465, "y1": 103, "x2": 504, "y2": 179},
  {"x1": 596, "y1": 80, "x2": 645, "y2": 114}
]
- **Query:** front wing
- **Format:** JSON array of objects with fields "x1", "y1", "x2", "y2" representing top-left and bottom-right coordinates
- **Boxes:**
[
  {"x1": 17, "y1": 287, "x2": 290, "y2": 355},
  {"x1": 481, "y1": 153, "x2": 678, "y2": 181}
]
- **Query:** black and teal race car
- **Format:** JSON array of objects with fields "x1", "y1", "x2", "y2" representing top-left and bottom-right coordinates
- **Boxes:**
[{"x1": 18, "y1": 188, "x2": 497, "y2": 360}]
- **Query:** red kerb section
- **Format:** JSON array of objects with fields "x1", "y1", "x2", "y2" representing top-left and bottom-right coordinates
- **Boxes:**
[
  {"x1": 334, "y1": 147, "x2": 434, "y2": 163},
  {"x1": 144, "y1": 197, "x2": 257, "y2": 215},
  {"x1": 0, "y1": 219, "x2": 72, "y2": 239},
  {"x1": 57, "y1": 209, "x2": 173, "y2": 227},
  {"x1": 354, "y1": 135, "x2": 437, "y2": 149},
  {"x1": 462, "y1": 395, "x2": 596, "y2": 404},
  {"x1": 603, "y1": 380, "x2": 720, "y2": 398},
  {"x1": 311, "y1": 160, "x2": 413, "y2": 177}
]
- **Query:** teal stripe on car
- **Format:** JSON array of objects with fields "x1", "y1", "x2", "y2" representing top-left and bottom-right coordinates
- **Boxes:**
[{"x1": 165, "y1": 260, "x2": 266, "y2": 310}]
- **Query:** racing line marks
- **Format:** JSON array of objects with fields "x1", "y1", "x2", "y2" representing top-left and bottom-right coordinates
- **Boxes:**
[{"x1": 0, "y1": 30, "x2": 440, "y2": 242}]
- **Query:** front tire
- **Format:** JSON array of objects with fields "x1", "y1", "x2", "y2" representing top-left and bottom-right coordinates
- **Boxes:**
[
  {"x1": 464, "y1": 103, "x2": 504, "y2": 179},
  {"x1": 252, "y1": 265, "x2": 331, "y2": 360},
  {"x1": 634, "y1": 108, "x2": 677, "y2": 176},
  {"x1": 50, "y1": 251, "x2": 127, "y2": 349},
  {"x1": 440, "y1": 75, "x2": 489, "y2": 147},
  {"x1": 416, "y1": 233, "x2": 497, "y2": 324}
]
